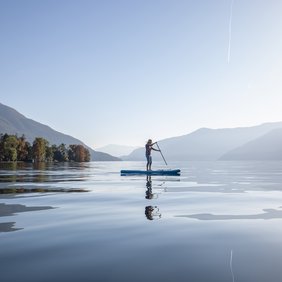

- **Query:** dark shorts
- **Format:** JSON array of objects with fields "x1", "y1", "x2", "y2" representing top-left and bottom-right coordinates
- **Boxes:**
[{"x1": 146, "y1": 155, "x2": 152, "y2": 164}]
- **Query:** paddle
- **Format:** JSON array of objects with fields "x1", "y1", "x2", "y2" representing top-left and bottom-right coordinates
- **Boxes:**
[{"x1": 156, "y1": 142, "x2": 168, "y2": 166}]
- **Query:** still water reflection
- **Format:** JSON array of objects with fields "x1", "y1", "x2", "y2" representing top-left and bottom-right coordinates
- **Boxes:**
[
  {"x1": 177, "y1": 207, "x2": 282, "y2": 220},
  {"x1": 1, "y1": 161, "x2": 282, "y2": 282},
  {"x1": 144, "y1": 176, "x2": 161, "y2": 220}
]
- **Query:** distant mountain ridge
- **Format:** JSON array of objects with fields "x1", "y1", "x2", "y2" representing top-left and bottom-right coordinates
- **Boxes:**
[
  {"x1": 220, "y1": 128, "x2": 282, "y2": 160},
  {"x1": 96, "y1": 144, "x2": 140, "y2": 157},
  {"x1": 123, "y1": 122, "x2": 282, "y2": 161},
  {"x1": 3, "y1": 102, "x2": 281, "y2": 161},
  {"x1": 0, "y1": 102, "x2": 119, "y2": 161}
]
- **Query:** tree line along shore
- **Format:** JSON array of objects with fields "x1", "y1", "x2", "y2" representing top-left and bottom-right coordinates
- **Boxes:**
[{"x1": 0, "y1": 134, "x2": 90, "y2": 162}]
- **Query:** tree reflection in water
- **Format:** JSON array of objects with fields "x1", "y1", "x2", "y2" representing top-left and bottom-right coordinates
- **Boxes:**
[{"x1": 0, "y1": 203, "x2": 54, "y2": 233}]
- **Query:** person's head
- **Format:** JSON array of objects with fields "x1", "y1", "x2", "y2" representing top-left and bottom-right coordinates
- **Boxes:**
[{"x1": 147, "y1": 139, "x2": 152, "y2": 144}]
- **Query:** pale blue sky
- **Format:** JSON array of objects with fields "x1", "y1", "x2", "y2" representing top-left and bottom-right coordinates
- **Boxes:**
[{"x1": 1, "y1": 0, "x2": 282, "y2": 148}]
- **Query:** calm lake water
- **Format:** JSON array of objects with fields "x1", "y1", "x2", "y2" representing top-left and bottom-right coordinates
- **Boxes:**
[{"x1": 1, "y1": 161, "x2": 282, "y2": 282}]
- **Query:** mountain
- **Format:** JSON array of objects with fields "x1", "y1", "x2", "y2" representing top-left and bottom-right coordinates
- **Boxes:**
[
  {"x1": 220, "y1": 128, "x2": 282, "y2": 160},
  {"x1": 0, "y1": 102, "x2": 119, "y2": 161},
  {"x1": 95, "y1": 144, "x2": 140, "y2": 157},
  {"x1": 123, "y1": 122, "x2": 282, "y2": 161}
]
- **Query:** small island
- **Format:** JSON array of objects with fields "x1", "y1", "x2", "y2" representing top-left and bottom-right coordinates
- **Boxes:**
[{"x1": 0, "y1": 134, "x2": 90, "y2": 162}]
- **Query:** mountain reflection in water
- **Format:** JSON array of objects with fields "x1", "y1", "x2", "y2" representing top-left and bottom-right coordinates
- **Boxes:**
[
  {"x1": 176, "y1": 207, "x2": 282, "y2": 221},
  {"x1": 0, "y1": 203, "x2": 54, "y2": 233}
]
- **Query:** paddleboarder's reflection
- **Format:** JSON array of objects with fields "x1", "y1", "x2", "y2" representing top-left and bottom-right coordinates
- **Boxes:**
[
  {"x1": 145, "y1": 206, "x2": 161, "y2": 220},
  {"x1": 145, "y1": 176, "x2": 161, "y2": 220},
  {"x1": 145, "y1": 175, "x2": 159, "y2": 199},
  {"x1": 145, "y1": 175, "x2": 153, "y2": 199}
]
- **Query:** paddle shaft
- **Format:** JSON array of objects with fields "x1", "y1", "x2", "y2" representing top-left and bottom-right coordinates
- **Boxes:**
[{"x1": 156, "y1": 143, "x2": 168, "y2": 166}]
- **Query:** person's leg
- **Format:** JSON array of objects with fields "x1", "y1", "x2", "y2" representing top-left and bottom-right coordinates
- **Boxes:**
[
  {"x1": 146, "y1": 155, "x2": 149, "y2": 171},
  {"x1": 148, "y1": 156, "x2": 152, "y2": 170}
]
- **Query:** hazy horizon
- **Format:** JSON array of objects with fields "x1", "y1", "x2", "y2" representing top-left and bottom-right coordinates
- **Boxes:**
[{"x1": 1, "y1": 0, "x2": 282, "y2": 148}]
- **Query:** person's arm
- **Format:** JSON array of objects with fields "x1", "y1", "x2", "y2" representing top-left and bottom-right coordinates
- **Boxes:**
[{"x1": 151, "y1": 142, "x2": 160, "y2": 151}]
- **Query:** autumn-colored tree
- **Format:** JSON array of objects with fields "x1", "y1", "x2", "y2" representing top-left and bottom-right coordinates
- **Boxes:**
[
  {"x1": 76, "y1": 145, "x2": 86, "y2": 162},
  {"x1": 33, "y1": 137, "x2": 48, "y2": 162},
  {"x1": 68, "y1": 144, "x2": 91, "y2": 162}
]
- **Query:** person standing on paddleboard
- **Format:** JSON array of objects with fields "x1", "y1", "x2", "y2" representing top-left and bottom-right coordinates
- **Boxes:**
[{"x1": 145, "y1": 139, "x2": 160, "y2": 171}]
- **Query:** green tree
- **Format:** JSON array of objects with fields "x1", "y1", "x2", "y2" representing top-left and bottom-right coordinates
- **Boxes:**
[
  {"x1": 54, "y1": 143, "x2": 68, "y2": 162},
  {"x1": 45, "y1": 145, "x2": 54, "y2": 162},
  {"x1": 0, "y1": 134, "x2": 90, "y2": 163},
  {"x1": 68, "y1": 145, "x2": 76, "y2": 161},
  {"x1": 3, "y1": 135, "x2": 19, "y2": 162},
  {"x1": 25, "y1": 142, "x2": 33, "y2": 162},
  {"x1": 17, "y1": 135, "x2": 30, "y2": 161},
  {"x1": 85, "y1": 148, "x2": 91, "y2": 162},
  {"x1": 0, "y1": 134, "x2": 5, "y2": 161}
]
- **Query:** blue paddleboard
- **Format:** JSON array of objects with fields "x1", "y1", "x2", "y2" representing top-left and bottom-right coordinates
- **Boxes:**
[{"x1": 120, "y1": 169, "x2": 181, "y2": 176}]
